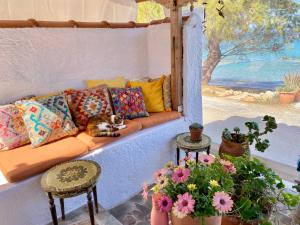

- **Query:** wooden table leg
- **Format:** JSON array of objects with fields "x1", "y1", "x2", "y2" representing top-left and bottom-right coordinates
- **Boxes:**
[
  {"x1": 185, "y1": 152, "x2": 189, "y2": 168},
  {"x1": 87, "y1": 191, "x2": 95, "y2": 225},
  {"x1": 92, "y1": 186, "x2": 99, "y2": 213},
  {"x1": 207, "y1": 146, "x2": 211, "y2": 155},
  {"x1": 60, "y1": 198, "x2": 65, "y2": 220},
  {"x1": 48, "y1": 193, "x2": 58, "y2": 225},
  {"x1": 176, "y1": 147, "x2": 180, "y2": 165}
]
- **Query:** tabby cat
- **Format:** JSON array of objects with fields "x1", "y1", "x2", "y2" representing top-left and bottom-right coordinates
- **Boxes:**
[{"x1": 86, "y1": 114, "x2": 124, "y2": 137}]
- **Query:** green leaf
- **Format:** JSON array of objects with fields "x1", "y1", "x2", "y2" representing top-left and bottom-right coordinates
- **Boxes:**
[{"x1": 282, "y1": 192, "x2": 300, "y2": 207}]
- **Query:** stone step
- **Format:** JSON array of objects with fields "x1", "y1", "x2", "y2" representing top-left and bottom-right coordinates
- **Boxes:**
[{"x1": 47, "y1": 204, "x2": 122, "y2": 225}]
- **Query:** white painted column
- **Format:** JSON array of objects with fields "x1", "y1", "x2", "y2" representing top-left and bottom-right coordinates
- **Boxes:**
[{"x1": 182, "y1": 12, "x2": 203, "y2": 124}]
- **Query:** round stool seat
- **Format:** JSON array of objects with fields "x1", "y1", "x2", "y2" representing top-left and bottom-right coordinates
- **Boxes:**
[
  {"x1": 41, "y1": 160, "x2": 101, "y2": 198},
  {"x1": 176, "y1": 133, "x2": 211, "y2": 151},
  {"x1": 175, "y1": 132, "x2": 212, "y2": 166}
]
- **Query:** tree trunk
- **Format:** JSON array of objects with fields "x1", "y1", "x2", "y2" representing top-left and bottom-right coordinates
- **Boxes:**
[{"x1": 202, "y1": 36, "x2": 221, "y2": 84}]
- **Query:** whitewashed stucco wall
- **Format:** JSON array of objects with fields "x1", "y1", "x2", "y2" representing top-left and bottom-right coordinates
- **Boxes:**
[
  {"x1": 0, "y1": 25, "x2": 172, "y2": 104},
  {"x1": 146, "y1": 23, "x2": 171, "y2": 77}
]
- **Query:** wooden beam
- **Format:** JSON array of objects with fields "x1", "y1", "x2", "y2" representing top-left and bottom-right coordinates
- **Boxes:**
[{"x1": 170, "y1": 3, "x2": 183, "y2": 111}]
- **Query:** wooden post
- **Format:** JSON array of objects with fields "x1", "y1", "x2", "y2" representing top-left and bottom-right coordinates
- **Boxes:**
[{"x1": 170, "y1": 1, "x2": 183, "y2": 111}]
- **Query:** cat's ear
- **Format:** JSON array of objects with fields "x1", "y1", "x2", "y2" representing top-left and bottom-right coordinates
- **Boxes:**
[
  {"x1": 116, "y1": 114, "x2": 124, "y2": 120},
  {"x1": 115, "y1": 114, "x2": 123, "y2": 124}
]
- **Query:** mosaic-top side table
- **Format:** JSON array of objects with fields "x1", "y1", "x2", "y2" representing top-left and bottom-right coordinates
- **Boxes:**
[
  {"x1": 41, "y1": 160, "x2": 101, "y2": 225},
  {"x1": 176, "y1": 132, "x2": 211, "y2": 165}
]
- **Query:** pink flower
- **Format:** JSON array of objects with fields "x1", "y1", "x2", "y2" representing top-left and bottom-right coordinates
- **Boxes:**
[
  {"x1": 176, "y1": 193, "x2": 195, "y2": 214},
  {"x1": 172, "y1": 167, "x2": 190, "y2": 184},
  {"x1": 198, "y1": 153, "x2": 215, "y2": 165},
  {"x1": 154, "y1": 168, "x2": 167, "y2": 180},
  {"x1": 220, "y1": 159, "x2": 236, "y2": 174},
  {"x1": 212, "y1": 191, "x2": 233, "y2": 213},
  {"x1": 158, "y1": 195, "x2": 173, "y2": 213},
  {"x1": 157, "y1": 176, "x2": 168, "y2": 189},
  {"x1": 142, "y1": 183, "x2": 149, "y2": 200},
  {"x1": 172, "y1": 202, "x2": 188, "y2": 219}
]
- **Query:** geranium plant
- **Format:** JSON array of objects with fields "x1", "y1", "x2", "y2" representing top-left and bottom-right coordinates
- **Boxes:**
[
  {"x1": 222, "y1": 115, "x2": 277, "y2": 152},
  {"x1": 143, "y1": 153, "x2": 235, "y2": 221},
  {"x1": 227, "y1": 155, "x2": 300, "y2": 224}
]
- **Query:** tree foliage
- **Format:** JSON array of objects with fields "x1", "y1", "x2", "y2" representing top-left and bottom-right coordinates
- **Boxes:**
[
  {"x1": 137, "y1": 1, "x2": 165, "y2": 23},
  {"x1": 136, "y1": 1, "x2": 300, "y2": 82},
  {"x1": 200, "y1": 0, "x2": 300, "y2": 82},
  {"x1": 201, "y1": 0, "x2": 300, "y2": 58}
]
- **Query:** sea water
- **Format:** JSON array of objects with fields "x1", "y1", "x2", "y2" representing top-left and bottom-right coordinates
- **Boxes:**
[{"x1": 207, "y1": 41, "x2": 300, "y2": 90}]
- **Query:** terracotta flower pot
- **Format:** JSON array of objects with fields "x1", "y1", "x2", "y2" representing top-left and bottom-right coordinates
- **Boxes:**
[
  {"x1": 279, "y1": 92, "x2": 296, "y2": 104},
  {"x1": 189, "y1": 127, "x2": 203, "y2": 142},
  {"x1": 222, "y1": 216, "x2": 258, "y2": 225},
  {"x1": 295, "y1": 89, "x2": 300, "y2": 102},
  {"x1": 150, "y1": 194, "x2": 169, "y2": 225},
  {"x1": 219, "y1": 136, "x2": 248, "y2": 157},
  {"x1": 171, "y1": 214, "x2": 221, "y2": 225}
]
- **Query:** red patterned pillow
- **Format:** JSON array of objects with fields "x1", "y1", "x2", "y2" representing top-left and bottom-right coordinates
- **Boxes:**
[
  {"x1": 64, "y1": 87, "x2": 112, "y2": 130},
  {"x1": 110, "y1": 87, "x2": 149, "y2": 119}
]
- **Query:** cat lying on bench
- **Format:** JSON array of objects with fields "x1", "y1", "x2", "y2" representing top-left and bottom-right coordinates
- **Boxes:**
[{"x1": 86, "y1": 115, "x2": 125, "y2": 137}]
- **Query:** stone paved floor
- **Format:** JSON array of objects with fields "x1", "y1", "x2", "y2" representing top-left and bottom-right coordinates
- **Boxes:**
[
  {"x1": 48, "y1": 192, "x2": 299, "y2": 225},
  {"x1": 46, "y1": 205, "x2": 122, "y2": 225},
  {"x1": 109, "y1": 192, "x2": 152, "y2": 225}
]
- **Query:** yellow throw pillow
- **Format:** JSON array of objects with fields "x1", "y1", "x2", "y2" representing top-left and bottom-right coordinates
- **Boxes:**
[
  {"x1": 129, "y1": 76, "x2": 165, "y2": 112},
  {"x1": 86, "y1": 76, "x2": 126, "y2": 88},
  {"x1": 150, "y1": 74, "x2": 172, "y2": 111}
]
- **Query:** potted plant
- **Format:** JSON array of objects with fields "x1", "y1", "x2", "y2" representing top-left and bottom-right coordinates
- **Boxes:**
[
  {"x1": 292, "y1": 73, "x2": 300, "y2": 102},
  {"x1": 276, "y1": 74, "x2": 299, "y2": 104},
  {"x1": 189, "y1": 123, "x2": 203, "y2": 142},
  {"x1": 222, "y1": 156, "x2": 300, "y2": 225},
  {"x1": 143, "y1": 154, "x2": 235, "y2": 225},
  {"x1": 277, "y1": 86, "x2": 297, "y2": 104},
  {"x1": 219, "y1": 115, "x2": 277, "y2": 157}
]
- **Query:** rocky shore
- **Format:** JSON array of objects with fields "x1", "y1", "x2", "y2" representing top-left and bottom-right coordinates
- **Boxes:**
[{"x1": 202, "y1": 85, "x2": 279, "y2": 104}]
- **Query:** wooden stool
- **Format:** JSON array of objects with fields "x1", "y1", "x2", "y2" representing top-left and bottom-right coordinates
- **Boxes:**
[
  {"x1": 176, "y1": 132, "x2": 211, "y2": 165},
  {"x1": 41, "y1": 160, "x2": 101, "y2": 225}
]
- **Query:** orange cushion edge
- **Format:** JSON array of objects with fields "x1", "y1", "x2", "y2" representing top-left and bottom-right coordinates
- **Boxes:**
[
  {"x1": 133, "y1": 111, "x2": 182, "y2": 129},
  {"x1": 0, "y1": 137, "x2": 89, "y2": 183}
]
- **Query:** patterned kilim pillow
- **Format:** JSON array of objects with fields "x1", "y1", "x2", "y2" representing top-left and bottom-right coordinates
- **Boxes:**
[
  {"x1": 35, "y1": 94, "x2": 78, "y2": 136},
  {"x1": 0, "y1": 104, "x2": 29, "y2": 150},
  {"x1": 110, "y1": 87, "x2": 149, "y2": 119},
  {"x1": 64, "y1": 87, "x2": 112, "y2": 130},
  {"x1": 15, "y1": 101, "x2": 71, "y2": 148}
]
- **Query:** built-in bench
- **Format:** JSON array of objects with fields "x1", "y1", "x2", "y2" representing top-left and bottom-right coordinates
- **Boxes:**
[
  {"x1": 0, "y1": 111, "x2": 182, "y2": 183},
  {"x1": 0, "y1": 13, "x2": 202, "y2": 225}
]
